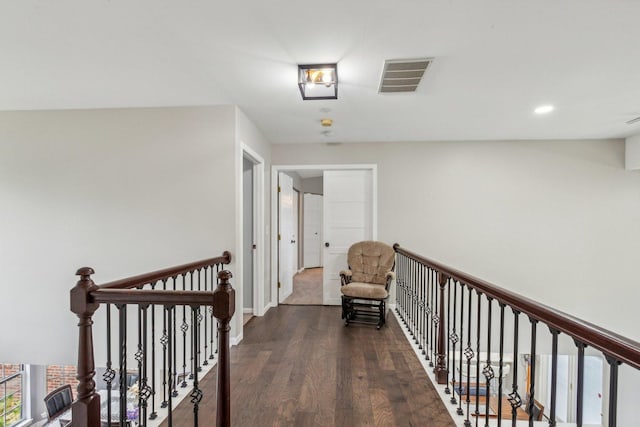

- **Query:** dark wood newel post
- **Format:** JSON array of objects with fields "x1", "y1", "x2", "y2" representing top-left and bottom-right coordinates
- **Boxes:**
[
  {"x1": 213, "y1": 270, "x2": 235, "y2": 427},
  {"x1": 435, "y1": 272, "x2": 448, "y2": 384},
  {"x1": 70, "y1": 267, "x2": 101, "y2": 427}
]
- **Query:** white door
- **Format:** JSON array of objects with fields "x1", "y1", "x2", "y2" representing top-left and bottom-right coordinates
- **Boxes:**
[
  {"x1": 322, "y1": 170, "x2": 373, "y2": 305},
  {"x1": 278, "y1": 172, "x2": 294, "y2": 303},
  {"x1": 303, "y1": 193, "x2": 323, "y2": 268}
]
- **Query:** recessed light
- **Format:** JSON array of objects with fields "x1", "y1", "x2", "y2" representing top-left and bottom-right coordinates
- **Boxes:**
[{"x1": 534, "y1": 105, "x2": 554, "y2": 114}]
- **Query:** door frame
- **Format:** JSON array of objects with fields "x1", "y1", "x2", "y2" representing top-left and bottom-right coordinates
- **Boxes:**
[
  {"x1": 270, "y1": 164, "x2": 377, "y2": 308},
  {"x1": 239, "y1": 143, "x2": 265, "y2": 319}
]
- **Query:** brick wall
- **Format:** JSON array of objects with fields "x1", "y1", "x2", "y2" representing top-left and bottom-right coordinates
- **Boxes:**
[{"x1": 46, "y1": 365, "x2": 78, "y2": 394}]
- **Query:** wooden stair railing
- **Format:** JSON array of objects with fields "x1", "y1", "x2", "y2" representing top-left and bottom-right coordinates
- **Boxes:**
[
  {"x1": 394, "y1": 244, "x2": 640, "y2": 427},
  {"x1": 70, "y1": 252, "x2": 233, "y2": 427}
]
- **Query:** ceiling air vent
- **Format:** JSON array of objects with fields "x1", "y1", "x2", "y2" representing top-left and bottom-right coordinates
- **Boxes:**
[{"x1": 378, "y1": 58, "x2": 433, "y2": 93}]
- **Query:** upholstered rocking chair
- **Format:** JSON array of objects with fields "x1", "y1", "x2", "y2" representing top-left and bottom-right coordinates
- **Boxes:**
[{"x1": 340, "y1": 241, "x2": 395, "y2": 329}]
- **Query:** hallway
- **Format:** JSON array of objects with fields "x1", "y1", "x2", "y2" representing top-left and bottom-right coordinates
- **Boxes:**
[
  {"x1": 165, "y1": 305, "x2": 455, "y2": 427},
  {"x1": 282, "y1": 268, "x2": 323, "y2": 305}
]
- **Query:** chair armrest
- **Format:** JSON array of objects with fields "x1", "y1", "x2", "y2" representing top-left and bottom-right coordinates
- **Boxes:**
[
  {"x1": 340, "y1": 269, "x2": 352, "y2": 286},
  {"x1": 385, "y1": 271, "x2": 396, "y2": 290}
]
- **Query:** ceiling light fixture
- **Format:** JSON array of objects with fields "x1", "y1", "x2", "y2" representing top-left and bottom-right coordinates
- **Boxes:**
[
  {"x1": 298, "y1": 63, "x2": 338, "y2": 100},
  {"x1": 534, "y1": 105, "x2": 554, "y2": 114}
]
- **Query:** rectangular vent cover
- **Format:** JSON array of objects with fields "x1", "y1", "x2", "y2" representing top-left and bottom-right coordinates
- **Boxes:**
[{"x1": 378, "y1": 58, "x2": 433, "y2": 93}]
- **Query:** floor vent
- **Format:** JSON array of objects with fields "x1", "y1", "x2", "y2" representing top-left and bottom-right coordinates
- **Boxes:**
[{"x1": 378, "y1": 58, "x2": 433, "y2": 93}]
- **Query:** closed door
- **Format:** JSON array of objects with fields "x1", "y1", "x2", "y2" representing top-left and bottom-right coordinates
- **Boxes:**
[
  {"x1": 322, "y1": 170, "x2": 373, "y2": 305},
  {"x1": 303, "y1": 193, "x2": 323, "y2": 268},
  {"x1": 278, "y1": 172, "x2": 295, "y2": 303}
]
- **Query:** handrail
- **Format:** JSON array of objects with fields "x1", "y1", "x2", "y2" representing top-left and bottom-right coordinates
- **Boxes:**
[
  {"x1": 394, "y1": 243, "x2": 640, "y2": 370},
  {"x1": 92, "y1": 289, "x2": 219, "y2": 305},
  {"x1": 98, "y1": 251, "x2": 231, "y2": 290}
]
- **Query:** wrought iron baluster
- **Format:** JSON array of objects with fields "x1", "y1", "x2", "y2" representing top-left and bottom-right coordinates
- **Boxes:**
[
  {"x1": 463, "y1": 286, "x2": 473, "y2": 427},
  {"x1": 549, "y1": 328, "x2": 560, "y2": 427},
  {"x1": 457, "y1": 282, "x2": 465, "y2": 416},
  {"x1": 574, "y1": 340, "x2": 586, "y2": 427},
  {"x1": 103, "y1": 304, "x2": 115, "y2": 427},
  {"x1": 527, "y1": 319, "x2": 538, "y2": 427},
  {"x1": 150, "y1": 282, "x2": 158, "y2": 420},
  {"x1": 139, "y1": 304, "x2": 153, "y2": 425},
  {"x1": 508, "y1": 310, "x2": 521, "y2": 427},
  {"x1": 210, "y1": 266, "x2": 216, "y2": 360},
  {"x1": 136, "y1": 303, "x2": 143, "y2": 426},
  {"x1": 421, "y1": 264, "x2": 427, "y2": 356},
  {"x1": 449, "y1": 279, "x2": 458, "y2": 405},
  {"x1": 605, "y1": 355, "x2": 622, "y2": 427},
  {"x1": 189, "y1": 272, "x2": 195, "y2": 380},
  {"x1": 483, "y1": 297, "x2": 494, "y2": 427},
  {"x1": 413, "y1": 258, "x2": 418, "y2": 343},
  {"x1": 161, "y1": 279, "x2": 169, "y2": 409},
  {"x1": 191, "y1": 306, "x2": 203, "y2": 427},
  {"x1": 203, "y1": 266, "x2": 209, "y2": 366},
  {"x1": 171, "y1": 276, "x2": 178, "y2": 398},
  {"x1": 474, "y1": 291, "x2": 482, "y2": 423},
  {"x1": 117, "y1": 304, "x2": 127, "y2": 427},
  {"x1": 166, "y1": 305, "x2": 174, "y2": 427},
  {"x1": 197, "y1": 269, "x2": 203, "y2": 372},
  {"x1": 428, "y1": 268, "x2": 434, "y2": 365},
  {"x1": 497, "y1": 303, "x2": 506, "y2": 426},
  {"x1": 445, "y1": 276, "x2": 452, "y2": 395},
  {"x1": 181, "y1": 273, "x2": 188, "y2": 387}
]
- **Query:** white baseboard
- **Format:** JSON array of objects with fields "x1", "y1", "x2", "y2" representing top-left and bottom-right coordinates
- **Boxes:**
[
  {"x1": 243, "y1": 307, "x2": 254, "y2": 314},
  {"x1": 230, "y1": 333, "x2": 243, "y2": 346},
  {"x1": 279, "y1": 288, "x2": 293, "y2": 301}
]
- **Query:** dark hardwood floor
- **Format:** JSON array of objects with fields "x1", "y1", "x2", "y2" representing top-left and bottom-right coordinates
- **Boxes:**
[{"x1": 163, "y1": 305, "x2": 455, "y2": 427}]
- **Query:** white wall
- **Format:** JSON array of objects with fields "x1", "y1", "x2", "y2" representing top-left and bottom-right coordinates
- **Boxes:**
[
  {"x1": 272, "y1": 139, "x2": 640, "y2": 343},
  {"x1": 302, "y1": 176, "x2": 323, "y2": 195},
  {"x1": 0, "y1": 106, "x2": 237, "y2": 365}
]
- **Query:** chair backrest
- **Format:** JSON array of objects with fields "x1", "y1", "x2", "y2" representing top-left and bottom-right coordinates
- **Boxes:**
[
  {"x1": 347, "y1": 241, "x2": 395, "y2": 285},
  {"x1": 44, "y1": 384, "x2": 73, "y2": 420},
  {"x1": 530, "y1": 399, "x2": 544, "y2": 421}
]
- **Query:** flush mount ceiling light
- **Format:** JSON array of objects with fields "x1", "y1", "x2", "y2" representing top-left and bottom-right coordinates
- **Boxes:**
[
  {"x1": 298, "y1": 64, "x2": 338, "y2": 100},
  {"x1": 534, "y1": 105, "x2": 554, "y2": 114}
]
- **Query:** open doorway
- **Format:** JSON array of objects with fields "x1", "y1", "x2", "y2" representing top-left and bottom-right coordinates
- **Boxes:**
[
  {"x1": 272, "y1": 165, "x2": 377, "y2": 307},
  {"x1": 240, "y1": 144, "x2": 265, "y2": 330}
]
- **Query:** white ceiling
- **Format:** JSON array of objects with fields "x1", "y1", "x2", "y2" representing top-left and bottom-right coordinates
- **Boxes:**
[{"x1": 2, "y1": 1, "x2": 640, "y2": 144}]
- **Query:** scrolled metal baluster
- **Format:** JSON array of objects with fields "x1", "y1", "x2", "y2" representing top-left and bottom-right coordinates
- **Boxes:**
[
  {"x1": 189, "y1": 272, "x2": 195, "y2": 380},
  {"x1": 463, "y1": 286, "x2": 473, "y2": 427},
  {"x1": 161, "y1": 279, "x2": 169, "y2": 409},
  {"x1": 139, "y1": 303, "x2": 154, "y2": 425},
  {"x1": 507, "y1": 309, "x2": 522, "y2": 427},
  {"x1": 474, "y1": 290, "x2": 482, "y2": 419},
  {"x1": 203, "y1": 266, "x2": 209, "y2": 366},
  {"x1": 150, "y1": 281, "x2": 158, "y2": 420},
  {"x1": 171, "y1": 276, "x2": 179, "y2": 398},
  {"x1": 421, "y1": 265, "x2": 427, "y2": 356},
  {"x1": 445, "y1": 276, "x2": 452, "y2": 395},
  {"x1": 449, "y1": 279, "x2": 458, "y2": 404},
  {"x1": 456, "y1": 282, "x2": 464, "y2": 415},
  {"x1": 497, "y1": 303, "x2": 506, "y2": 426},
  {"x1": 210, "y1": 266, "x2": 216, "y2": 360},
  {"x1": 135, "y1": 304, "x2": 143, "y2": 426},
  {"x1": 605, "y1": 354, "x2": 622, "y2": 427},
  {"x1": 191, "y1": 306, "x2": 203, "y2": 427},
  {"x1": 483, "y1": 297, "x2": 494, "y2": 427},
  {"x1": 181, "y1": 273, "x2": 188, "y2": 388},
  {"x1": 103, "y1": 304, "x2": 116, "y2": 427},
  {"x1": 428, "y1": 268, "x2": 434, "y2": 365}
]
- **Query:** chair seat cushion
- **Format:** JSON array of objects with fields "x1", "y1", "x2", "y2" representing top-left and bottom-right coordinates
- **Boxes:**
[{"x1": 341, "y1": 282, "x2": 388, "y2": 299}]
